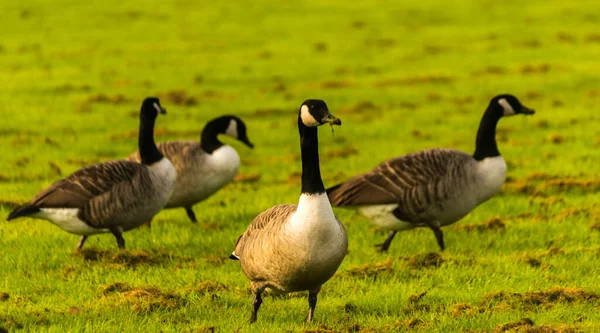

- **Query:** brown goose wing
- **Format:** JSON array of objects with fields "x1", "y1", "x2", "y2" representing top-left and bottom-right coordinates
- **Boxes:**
[
  {"x1": 327, "y1": 148, "x2": 473, "y2": 208},
  {"x1": 29, "y1": 161, "x2": 145, "y2": 224},
  {"x1": 232, "y1": 204, "x2": 297, "y2": 258}
]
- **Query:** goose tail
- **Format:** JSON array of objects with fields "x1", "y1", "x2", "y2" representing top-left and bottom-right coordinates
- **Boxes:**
[{"x1": 7, "y1": 203, "x2": 40, "y2": 221}]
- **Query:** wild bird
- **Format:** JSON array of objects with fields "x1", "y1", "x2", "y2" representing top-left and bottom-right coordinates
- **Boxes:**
[
  {"x1": 7, "y1": 97, "x2": 176, "y2": 250},
  {"x1": 127, "y1": 115, "x2": 253, "y2": 223},
  {"x1": 229, "y1": 100, "x2": 347, "y2": 323},
  {"x1": 327, "y1": 94, "x2": 535, "y2": 252}
]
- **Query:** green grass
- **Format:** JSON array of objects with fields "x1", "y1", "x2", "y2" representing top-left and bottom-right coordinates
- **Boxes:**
[{"x1": 1, "y1": 0, "x2": 600, "y2": 332}]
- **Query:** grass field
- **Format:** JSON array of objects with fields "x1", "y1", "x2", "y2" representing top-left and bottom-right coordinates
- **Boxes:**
[{"x1": 1, "y1": 0, "x2": 600, "y2": 332}]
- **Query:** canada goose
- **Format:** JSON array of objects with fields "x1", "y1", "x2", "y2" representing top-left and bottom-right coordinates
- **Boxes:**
[
  {"x1": 327, "y1": 94, "x2": 534, "y2": 252},
  {"x1": 229, "y1": 100, "x2": 347, "y2": 323},
  {"x1": 127, "y1": 115, "x2": 253, "y2": 223},
  {"x1": 7, "y1": 97, "x2": 176, "y2": 250}
]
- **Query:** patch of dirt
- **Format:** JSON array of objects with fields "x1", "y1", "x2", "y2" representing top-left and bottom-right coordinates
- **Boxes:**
[
  {"x1": 286, "y1": 171, "x2": 302, "y2": 185},
  {"x1": 586, "y1": 33, "x2": 600, "y2": 43},
  {"x1": 157, "y1": 90, "x2": 198, "y2": 106},
  {"x1": 326, "y1": 146, "x2": 359, "y2": 159},
  {"x1": 520, "y1": 64, "x2": 550, "y2": 74},
  {"x1": 411, "y1": 130, "x2": 432, "y2": 140},
  {"x1": 338, "y1": 100, "x2": 380, "y2": 114},
  {"x1": 590, "y1": 222, "x2": 600, "y2": 231},
  {"x1": 249, "y1": 107, "x2": 286, "y2": 118},
  {"x1": 548, "y1": 133, "x2": 565, "y2": 144},
  {"x1": 187, "y1": 281, "x2": 228, "y2": 296},
  {"x1": 45, "y1": 137, "x2": 60, "y2": 147},
  {"x1": 495, "y1": 318, "x2": 535, "y2": 332},
  {"x1": 374, "y1": 75, "x2": 454, "y2": 87},
  {"x1": 544, "y1": 179, "x2": 600, "y2": 192},
  {"x1": 526, "y1": 172, "x2": 562, "y2": 182},
  {"x1": 343, "y1": 302, "x2": 358, "y2": 313},
  {"x1": 501, "y1": 181, "x2": 542, "y2": 196},
  {"x1": 75, "y1": 248, "x2": 190, "y2": 267},
  {"x1": 48, "y1": 161, "x2": 62, "y2": 176},
  {"x1": 403, "y1": 318, "x2": 425, "y2": 329},
  {"x1": 450, "y1": 96, "x2": 474, "y2": 107},
  {"x1": 454, "y1": 217, "x2": 505, "y2": 232},
  {"x1": 521, "y1": 256, "x2": 543, "y2": 268},
  {"x1": 258, "y1": 50, "x2": 272, "y2": 59},
  {"x1": 233, "y1": 173, "x2": 261, "y2": 183},
  {"x1": 85, "y1": 93, "x2": 130, "y2": 105},
  {"x1": 66, "y1": 158, "x2": 103, "y2": 167},
  {"x1": 395, "y1": 101, "x2": 419, "y2": 109},
  {"x1": 100, "y1": 282, "x2": 183, "y2": 312},
  {"x1": 408, "y1": 291, "x2": 427, "y2": 303},
  {"x1": 556, "y1": 32, "x2": 576, "y2": 43},
  {"x1": 403, "y1": 252, "x2": 444, "y2": 269},
  {"x1": 513, "y1": 40, "x2": 542, "y2": 48},
  {"x1": 0, "y1": 292, "x2": 9, "y2": 302},
  {"x1": 53, "y1": 84, "x2": 92, "y2": 93},
  {"x1": 0, "y1": 315, "x2": 22, "y2": 330},
  {"x1": 481, "y1": 287, "x2": 599, "y2": 309},
  {"x1": 495, "y1": 319, "x2": 579, "y2": 333},
  {"x1": 424, "y1": 94, "x2": 443, "y2": 103},
  {"x1": 343, "y1": 258, "x2": 394, "y2": 279},
  {"x1": 313, "y1": 80, "x2": 356, "y2": 89},
  {"x1": 450, "y1": 303, "x2": 477, "y2": 317},
  {"x1": 13, "y1": 156, "x2": 30, "y2": 167},
  {"x1": 535, "y1": 119, "x2": 550, "y2": 128},
  {"x1": 559, "y1": 208, "x2": 591, "y2": 219},
  {"x1": 364, "y1": 38, "x2": 396, "y2": 48},
  {"x1": 313, "y1": 42, "x2": 327, "y2": 52}
]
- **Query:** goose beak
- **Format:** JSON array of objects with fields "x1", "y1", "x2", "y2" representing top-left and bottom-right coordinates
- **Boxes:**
[
  {"x1": 160, "y1": 108, "x2": 167, "y2": 115},
  {"x1": 521, "y1": 106, "x2": 535, "y2": 115},
  {"x1": 322, "y1": 113, "x2": 342, "y2": 126}
]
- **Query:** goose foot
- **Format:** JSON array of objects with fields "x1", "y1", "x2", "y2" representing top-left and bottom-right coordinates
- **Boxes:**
[
  {"x1": 430, "y1": 226, "x2": 445, "y2": 251},
  {"x1": 76, "y1": 236, "x2": 88, "y2": 251},
  {"x1": 111, "y1": 228, "x2": 126, "y2": 249},
  {"x1": 375, "y1": 231, "x2": 397, "y2": 252},
  {"x1": 185, "y1": 207, "x2": 197, "y2": 223},
  {"x1": 250, "y1": 291, "x2": 263, "y2": 324}
]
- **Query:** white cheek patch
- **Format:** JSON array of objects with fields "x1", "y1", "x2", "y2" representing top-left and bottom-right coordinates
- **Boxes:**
[
  {"x1": 153, "y1": 102, "x2": 162, "y2": 113},
  {"x1": 225, "y1": 119, "x2": 238, "y2": 139},
  {"x1": 498, "y1": 98, "x2": 516, "y2": 116},
  {"x1": 300, "y1": 105, "x2": 319, "y2": 127}
]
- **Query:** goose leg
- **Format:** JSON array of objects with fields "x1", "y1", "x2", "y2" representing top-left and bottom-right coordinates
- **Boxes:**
[
  {"x1": 110, "y1": 228, "x2": 126, "y2": 249},
  {"x1": 185, "y1": 207, "x2": 197, "y2": 223},
  {"x1": 376, "y1": 231, "x2": 397, "y2": 252},
  {"x1": 306, "y1": 287, "x2": 321, "y2": 322},
  {"x1": 430, "y1": 226, "x2": 445, "y2": 251},
  {"x1": 250, "y1": 290, "x2": 263, "y2": 323},
  {"x1": 76, "y1": 236, "x2": 88, "y2": 250}
]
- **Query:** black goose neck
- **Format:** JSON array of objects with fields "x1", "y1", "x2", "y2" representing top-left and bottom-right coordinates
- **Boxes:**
[
  {"x1": 473, "y1": 105, "x2": 502, "y2": 161},
  {"x1": 139, "y1": 111, "x2": 163, "y2": 165},
  {"x1": 200, "y1": 123, "x2": 224, "y2": 154},
  {"x1": 298, "y1": 116, "x2": 325, "y2": 194}
]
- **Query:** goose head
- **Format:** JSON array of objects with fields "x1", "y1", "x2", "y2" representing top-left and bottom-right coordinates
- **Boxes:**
[
  {"x1": 141, "y1": 97, "x2": 167, "y2": 117},
  {"x1": 210, "y1": 115, "x2": 254, "y2": 149},
  {"x1": 490, "y1": 94, "x2": 535, "y2": 117},
  {"x1": 299, "y1": 99, "x2": 342, "y2": 127}
]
